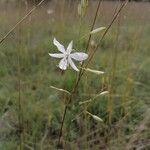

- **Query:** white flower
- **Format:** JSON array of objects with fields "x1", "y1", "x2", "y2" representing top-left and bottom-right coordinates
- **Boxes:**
[{"x1": 49, "y1": 38, "x2": 88, "y2": 71}]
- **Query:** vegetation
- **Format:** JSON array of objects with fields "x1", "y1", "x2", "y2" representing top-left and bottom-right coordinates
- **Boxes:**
[{"x1": 0, "y1": 0, "x2": 149, "y2": 149}]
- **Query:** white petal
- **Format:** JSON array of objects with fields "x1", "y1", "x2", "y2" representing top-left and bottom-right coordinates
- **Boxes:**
[
  {"x1": 70, "y1": 52, "x2": 88, "y2": 61},
  {"x1": 66, "y1": 41, "x2": 73, "y2": 54},
  {"x1": 68, "y1": 57, "x2": 79, "y2": 71},
  {"x1": 49, "y1": 53, "x2": 65, "y2": 58},
  {"x1": 59, "y1": 58, "x2": 68, "y2": 70},
  {"x1": 53, "y1": 38, "x2": 66, "y2": 53}
]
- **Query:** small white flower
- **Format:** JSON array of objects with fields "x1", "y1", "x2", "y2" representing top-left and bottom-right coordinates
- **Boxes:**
[{"x1": 49, "y1": 38, "x2": 88, "y2": 71}]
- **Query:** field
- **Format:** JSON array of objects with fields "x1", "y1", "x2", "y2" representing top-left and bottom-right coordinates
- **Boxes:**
[{"x1": 0, "y1": 1, "x2": 150, "y2": 149}]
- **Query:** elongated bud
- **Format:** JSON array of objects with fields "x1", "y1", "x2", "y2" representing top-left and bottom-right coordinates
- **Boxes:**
[
  {"x1": 90, "y1": 27, "x2": 106, "y2": 35},
  {"x1": 82, "y1": 67, "x2": 105, "y2": 75},
  {"x1": 92, "y1": 115, "x2": 103, "y2": 122},
  {"x1": 100, "y1": 91, "x2": 109, "y2": 95},
  {"x1": 85, "y1": 111, "x2": 103, "y2": 122},
  {"x1": 50, "y1": 86, "x2": 71, "y2": 95}
]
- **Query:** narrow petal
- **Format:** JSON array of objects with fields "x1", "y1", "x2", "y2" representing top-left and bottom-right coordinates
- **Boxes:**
[
  {"x1": 70, "y1": 52, "x2": 88, "y2": 61},
  {"x1": 68, "y1": 57, "x2": 79, "y2": 71},
  {"x1": 59, "y1": 58, "x2": 68, "y2": 70},
  {"x1": 53, "y1": 38, "x2": 66, "y2": 53},
  {"x1": 49, "y1": 53, "x2": 65, "y2": 58},
  {"x1": 66, "y1": 41, "x2": 73, "y2": 54}
]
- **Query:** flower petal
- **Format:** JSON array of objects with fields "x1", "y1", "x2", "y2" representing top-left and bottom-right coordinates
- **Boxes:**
[
  {"x1": 53, "y1": 38, "x2": 66, "y2": 53},
  {"x1": 70, "y1": 52, "x2": 88, "y2": 61},
  {"x1": 68, "y1": 57, "x2": 79, "y2": 71},
  {"x1": 59, "y1": 58, "x2": 68, "y2": 70},
  {"x1": 66, "y1": 41, "x2": 73, "y2": 54},
  {"x1": 49, "y1": 53, "x2": 65, "y2": 58}
]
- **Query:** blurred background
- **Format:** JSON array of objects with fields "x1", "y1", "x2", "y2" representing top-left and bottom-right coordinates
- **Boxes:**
[{"x1": 0, "y1": 0, "x2": 150, "y2": 149}]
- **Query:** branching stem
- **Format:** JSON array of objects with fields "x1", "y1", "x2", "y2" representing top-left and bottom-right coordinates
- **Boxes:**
[{"x1": 57, "y1": 0, "x2": 128, "y2": 149}]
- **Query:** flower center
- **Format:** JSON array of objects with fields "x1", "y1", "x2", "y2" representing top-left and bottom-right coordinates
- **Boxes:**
[{"x1": 65, "y1": 53, "x2": 70, "y2": 59}]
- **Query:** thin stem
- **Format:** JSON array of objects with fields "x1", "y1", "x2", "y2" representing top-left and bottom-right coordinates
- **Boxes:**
[
  {"x1": 18, "y1": 50, "x2": 22, "y2": 150},
  {"x1": 72, "y1": 0, "x2": 103, "y2": 96},
  {"x1": 57, "y1": 1, "x2": 128, "y2": 147},
  {"x1": 73, "y1": 0, "x2": 128, "y2": 98},
  {"x1": 57, "y1": 0, "x2": 103, "y2": 148},
  {"x1": 18, "y1": 55, "x2": 23, "y2": 150},
  {"x1": 80, "y1": 0, "x2": 128, "y2": 81},
  {"x1": 73, "y1": 0, "x2": 103, "y2": 100},
  {"x1": 18, "y1": 2, "x2": 25, "y2": 149},
  {"x1": 85, "y1": 0, "x2": 103, "y2": 52},
  {"x1": 108, "y1": 0, "x2": 122, "y2": 125},
  {"x1": 57, "y1": 104, "x2": 68, "y2": 149},
  {"x1": 0, "y1": 0, "x2": 45, "y2": 45}
]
